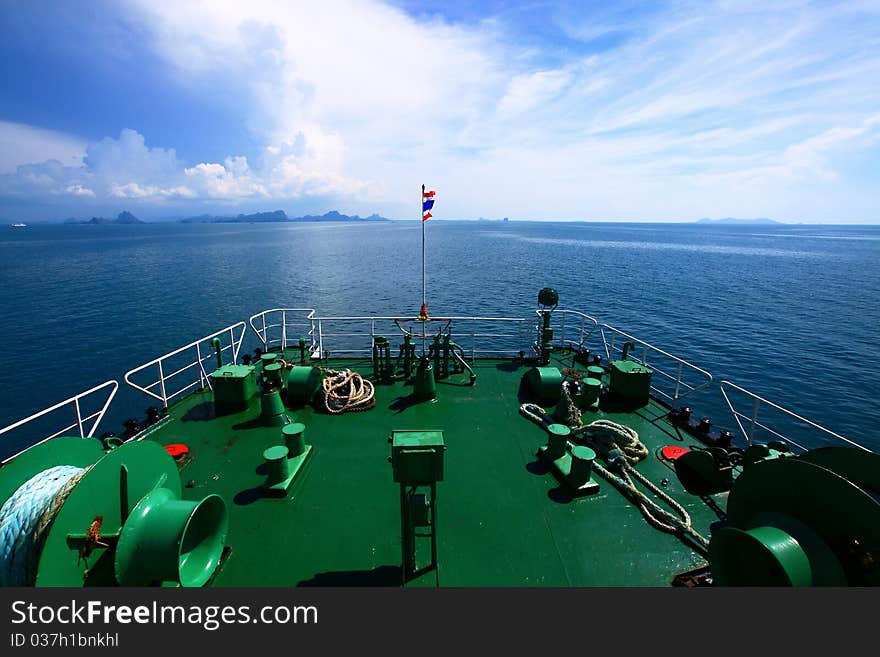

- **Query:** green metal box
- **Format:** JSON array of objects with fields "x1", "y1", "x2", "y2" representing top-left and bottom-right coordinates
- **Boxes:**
[
  {"x1": 609, "y1": 360, "x2": 653, "y2": 407},
  {"x1": 210, "y1": 364, "x2": 257, "y2": 415},
  {"x1": 391, "y1": 430, "x2": 445, "y2": 484}
]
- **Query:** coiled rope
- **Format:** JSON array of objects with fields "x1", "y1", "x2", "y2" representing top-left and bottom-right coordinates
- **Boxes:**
[
  {"x1": 0, "y1": 465, "x2": 88, "y2": 586},
  {"x1": 319, "y1": 369, "x2": 376, "y2": 414},
  {"x1": 519, "y1": 401, "x2": 709, "y2": 552}
]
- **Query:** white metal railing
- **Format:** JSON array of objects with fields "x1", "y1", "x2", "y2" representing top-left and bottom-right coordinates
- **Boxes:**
[
  {"x1": 719, "y1": 380, "x2": 871, "y2": 453},
  {"x1": 248, "y1": 308, "x2": 317, "y2": 353},
  {"x1": 535, "y1": 309, "x2": 600, "y2": 353},
  {"x1": 600, "y1": 324, "x2": 713, "y2": 403},
  {"x1": 124, "y1": 322, "x2": 247, "y2": 407},
  {"x1": 0, "y1": 380, "x2": 118, "y2": 464},
  {"x1": 284, "y1": 314, "x2": 532, "y2": 360}
]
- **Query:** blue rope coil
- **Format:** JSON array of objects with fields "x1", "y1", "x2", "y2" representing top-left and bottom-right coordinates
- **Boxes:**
[{"x1": 0, "y1": 465, "x2": 84, "y2": 586}]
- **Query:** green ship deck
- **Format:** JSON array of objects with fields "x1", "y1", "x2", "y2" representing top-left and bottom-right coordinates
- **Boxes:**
[{"x1": 142, "y1": 349, "x2": 717, "y2": 587}]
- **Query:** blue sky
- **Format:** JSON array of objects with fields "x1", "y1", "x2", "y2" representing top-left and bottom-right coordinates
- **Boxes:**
[{"x1": 1, "y1": 0, "x2": 878, "y2": 223}]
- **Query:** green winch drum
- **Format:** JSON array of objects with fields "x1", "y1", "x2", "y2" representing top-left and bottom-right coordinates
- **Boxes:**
[
  {"x1": 0, "y1": 439, "x2": 228, "y2": 587},
  {"x1": 523, "y1": 367, "x2": 563, "y2": 405},
  {"x1": 709, "y1": 451, "x2": 880, "y2": 586},
  {"x1": 286, "y1": 366, "x2": 323, "y2": 406}
]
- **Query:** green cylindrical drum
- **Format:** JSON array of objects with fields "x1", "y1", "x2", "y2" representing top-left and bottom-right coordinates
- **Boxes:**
[
  {"x1": 587, "y1": 366, "x2": 604, "y2": 382},
  {"x1": 282, "y1": 422, "x2": 306, "y2": 457},
  {"x1": 709, "y1": 525, "x2": 813, "y2": 586}
]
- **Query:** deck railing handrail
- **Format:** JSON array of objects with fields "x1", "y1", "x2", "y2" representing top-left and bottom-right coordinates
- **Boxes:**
[
  {"x1": 248, "y1": 308, "x2": 317, "y2": 352},
  {"x1": 599, "y1": 323, "x2": 713, "y2": 403},
  {"x1": 124, "y1": 322, "x2": 247, "y2": 408},
  {"x1": 266, "y1": 313, "x2": 534, "y2": 359},
  {"x1": 0, "y1": 380, "x2": 119, "y2": 464},
  {"x1": 719, "y1": 380, "x2": 871, "y2": 453},
  {"x1": 535, "y1": 308, "x2": 600, "y2": 353}
]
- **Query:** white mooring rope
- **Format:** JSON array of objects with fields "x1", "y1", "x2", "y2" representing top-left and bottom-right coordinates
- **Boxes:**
[
  {"x1": 319, "y1": 369, "x2": 376, "y2": 414},
  {"x1": 0, "y1": 465, "x2": 86, "y2": 586},
  {"x1": 519, "y1": 402, "x2": 710, "y2": 552}
]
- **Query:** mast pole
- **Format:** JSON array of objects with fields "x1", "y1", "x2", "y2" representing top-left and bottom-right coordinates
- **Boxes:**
[
  {"x1": 421, "y1": 183, "x2": 426, "y2": 312},
  {"x1": 421, "y1": 183, "x2": 427, "y2": 355}
]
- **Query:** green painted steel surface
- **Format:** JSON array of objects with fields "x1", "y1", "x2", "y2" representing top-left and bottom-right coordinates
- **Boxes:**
[
  {"x1": 609, "y1": 360, "x2": 653, "y2": 407},
  {"x1": 286, "y1": 366, "x2": 322, "y2": 405},
  {"x1": 211, "y1": 364, "x2": 257, "y2": 415},
  {"x1": 524, "y1": 367, "x2": 563, "y2": 405},
  {"x1": 142, "y1": 348, "x2": 719, "y2": 586},
  {"x1": 391, "y1": 431, "x2": 445, "y2": 484},
  {"x1": 115, "y1": 486, "x2": 228, "y2": 587}
]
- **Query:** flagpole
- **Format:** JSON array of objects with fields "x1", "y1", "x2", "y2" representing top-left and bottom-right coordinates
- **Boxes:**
[{"x1": 421, "y1": 183, "x2": 426, "y2": 313}]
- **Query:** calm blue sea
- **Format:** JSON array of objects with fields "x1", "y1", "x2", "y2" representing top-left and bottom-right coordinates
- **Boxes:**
[{"x1": 1, "y1": 220, "x2": 878, "y2": 457}]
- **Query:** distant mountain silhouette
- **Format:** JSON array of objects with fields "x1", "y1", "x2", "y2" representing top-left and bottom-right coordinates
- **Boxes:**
[
  {"x1": 181, "y1": 210, "x2": 391, "y2": 223},
  {"x1": 65, "y1": 211, "x2": 144, "y2": 225}
]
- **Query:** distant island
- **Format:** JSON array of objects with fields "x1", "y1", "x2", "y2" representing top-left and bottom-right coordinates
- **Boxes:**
[
  {"x1": 64, "y1": 211, "x2": 144, "y2": 225},
  {"x1": 181, "y1": 209, "x2": 391, "y2": 223},
  {"x1": 695, "y1": 217, "x2": 782, "y2": 225}
]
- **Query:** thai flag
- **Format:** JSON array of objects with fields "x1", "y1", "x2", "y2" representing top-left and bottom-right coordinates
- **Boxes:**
[{"x1": 422, "y1": 189, "x2": 436, "y2": 221}]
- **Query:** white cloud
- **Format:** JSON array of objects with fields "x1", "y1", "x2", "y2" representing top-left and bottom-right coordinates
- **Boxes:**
[
  {"x1": 0, "y1": 121, "x2": 86, "y2": 174},
  {"x1": 2, "y1": 1, "x2": 879, "y2": 221},
  {"x1": 64, "y1": 184, "x2": 95, "y2": 197}
]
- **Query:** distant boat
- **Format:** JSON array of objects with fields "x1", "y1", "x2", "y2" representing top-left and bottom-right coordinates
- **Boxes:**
[{"x1": 10, "y1": 222, "x2": 26, "y2": 228}]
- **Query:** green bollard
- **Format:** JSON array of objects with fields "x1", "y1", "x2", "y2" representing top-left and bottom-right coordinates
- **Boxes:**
[
  {"x1": 545, "y1": 424, "x2": 570, "y2": 459},
  {"x1": 282, "y1": 422, "x2": 306, "y2": 457},
  {"x1": 587, "y1": 365, "x2": 604, "y2": 383},
  {"x1": 263, "y1": 362, "x2": 283, "y2": 389},
  {"x1": 260, "y1": 353, "x2": 277, "y2": 372},
  {"x1": 568, "y1": 446, "x2": 597, "y2": 488},
  {"x1": 579, "y1": 377, "x2": 602, "y2": 409},
  {"x1": 261, "y1": 445, "x2": 297, "y2": 496}
]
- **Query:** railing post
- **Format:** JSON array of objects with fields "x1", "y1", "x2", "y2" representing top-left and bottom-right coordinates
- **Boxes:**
[
  {"x1": 74, "y1": 397, "x2": 84, "y2": 438},
  {"x1": 196, "y1": 343, "x2": 205, "y2": 389},
  {"x1": 157, "y1": 360, "x2": 168, "y2": 409},
  {"x1": 560, "y1": 312, "x2": 566, "y2": 348},
  {"x1": 282, "y1": 310, "x2": 287, "y2": 349},
  {"x1": 749, "y1": 399, "x2": 760, "y2": 444},
  {"x1": 261, "y1": 313, "x2": 268, "y2": 350},
  {"x1": 674, "y1": 362, "x2": 683, "y2": 401},
  {"x1": 318, "y1": 320, "x2": 324, "y2": 358}
]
